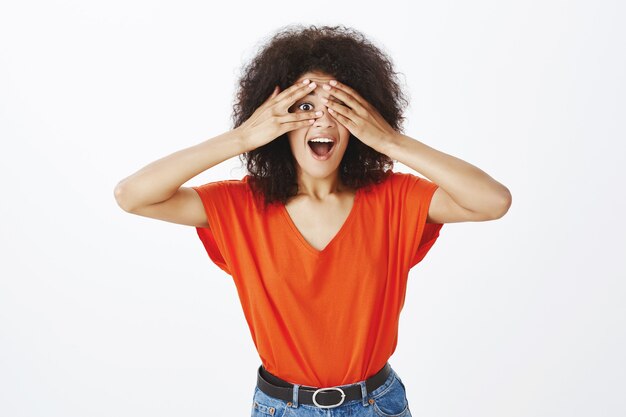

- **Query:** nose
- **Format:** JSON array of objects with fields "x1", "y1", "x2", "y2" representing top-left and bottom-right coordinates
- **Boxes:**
[{"x1": 313, "y1": 103, "x2": 336, "y2": 128}]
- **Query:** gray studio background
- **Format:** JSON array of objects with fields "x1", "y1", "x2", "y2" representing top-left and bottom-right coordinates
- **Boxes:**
[{"x1": 1, "y1": 1, "x2": 624, "y2": 416}]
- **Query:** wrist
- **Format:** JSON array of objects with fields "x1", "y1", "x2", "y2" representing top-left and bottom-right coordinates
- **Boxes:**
[
  {"x1": 232, "y1": 127, "x2": 251, "y2": 154},
  {"x1": 380, "y1": 132, "x2": 403, "y2": 158}
]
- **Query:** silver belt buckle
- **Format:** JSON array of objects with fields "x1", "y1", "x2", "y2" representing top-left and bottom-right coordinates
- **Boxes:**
[{"x1": 311, "y1": 386, "x2": 346, "y2": 408}]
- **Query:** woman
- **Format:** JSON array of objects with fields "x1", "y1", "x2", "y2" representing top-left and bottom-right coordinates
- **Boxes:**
[{"x1": 114, "y1": 25, "x2": 511, "y2": 417}]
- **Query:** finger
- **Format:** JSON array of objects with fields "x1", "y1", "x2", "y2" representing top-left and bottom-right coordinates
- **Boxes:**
[
  {"x1": 326, "y1": 101, "x2": 354, "y2": 128},
  {"x1": 279, "y1": 116, "x2": 318, "y2": 134},
  {"x1": 329, "y1": 80, "x2": 373, "y2": 112},
  {"x1": 278, "y1": 80, "x2": 317, "y2": 111},
  {"x1": 278, "y1": 110, "x2": 323, "y2": 124},
  {"x1": 327, "y1": 80, "x2": 366, "y2": 103},
  {"x1": 271, "y1": 85, "x2": 280, "y2": 98},
  {"x1": 324, "y1": 98, "x2": 354, "y2": 120},
  {"x1": 273, "y1": 79, "x2": 312, "y2": 103},
  {"x1": 325, "y1": 95, "x2": 350, "y2": 110},
  {"x1": 323, "y1": 84, "x2": 366, "y2": 117}
]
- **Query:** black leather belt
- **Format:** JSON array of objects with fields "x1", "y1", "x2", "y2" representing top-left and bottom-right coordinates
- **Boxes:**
[{"x1": 256, "y1": 362, "x2": 391, "y2": 409}]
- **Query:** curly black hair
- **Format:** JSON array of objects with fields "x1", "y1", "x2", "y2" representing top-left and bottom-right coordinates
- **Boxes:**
[{"x1": 232, "y1": 24, "x2": 410, "y2": 211}]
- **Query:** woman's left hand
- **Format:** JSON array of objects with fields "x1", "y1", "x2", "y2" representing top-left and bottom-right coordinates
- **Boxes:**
[{"x1": 321, "y1": 80, "x2": 398, "y2": 154}]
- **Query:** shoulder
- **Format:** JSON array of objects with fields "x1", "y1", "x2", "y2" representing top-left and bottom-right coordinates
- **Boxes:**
[
  {"x1": 193, "y1": 175, "x2": 251, "y2": 194},
  {"x1": 380, "y1": 170, "x2": 437, "y2": 193},
  {"x1": 353, "y1": 170, "x2": 421, "y2": 199},
  {"x1": 389, "y1": 170, "x2": 431, "y2": 183},
  {"x1": 192, "y1": 175, "x2": 256, "y2": 210}
]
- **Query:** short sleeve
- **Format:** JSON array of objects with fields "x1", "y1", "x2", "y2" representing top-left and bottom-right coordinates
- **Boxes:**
[
  {"x1": 391, "y1": 172, "x2": 444, "y2": 270},
  {"x1": 192, "y1": 181, "x2": 234, "y2": 276}
]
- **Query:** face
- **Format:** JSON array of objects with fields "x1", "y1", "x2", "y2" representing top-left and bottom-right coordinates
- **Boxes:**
[{"x1": 287, "y1": 71, "x2": 351, "y2": 180}]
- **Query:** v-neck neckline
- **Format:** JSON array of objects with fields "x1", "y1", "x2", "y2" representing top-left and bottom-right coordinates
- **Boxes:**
[{"x1": 279, "y1": 187, "x2": 362, "y2": 256}]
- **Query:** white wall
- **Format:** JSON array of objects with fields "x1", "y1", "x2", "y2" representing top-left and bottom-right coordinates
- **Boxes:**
[{"x1": 1, "y1": 1, "x2": 624, "y2": 416}]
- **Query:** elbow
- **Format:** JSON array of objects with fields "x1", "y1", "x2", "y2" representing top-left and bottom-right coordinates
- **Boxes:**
[
  {"x1": 490, "y1": 187, "x2": 512, "y2": 219},
  {"x1": 114, "y1": 182, "x2": 135, "y2": 213}
]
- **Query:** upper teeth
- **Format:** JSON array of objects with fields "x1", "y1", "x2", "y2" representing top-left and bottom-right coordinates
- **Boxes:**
[{"x1": 309, "y1": 138, "x2": 334, "y2": 143}]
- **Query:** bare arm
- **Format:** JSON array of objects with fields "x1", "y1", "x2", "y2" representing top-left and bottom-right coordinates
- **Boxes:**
[
  {"x1": 114, "y1": 79, "x2": 325, "y2": 226},
  {"x1": 383, "y1": 133, "x2": 512, "y2": 223},
  {"x1": 113, "y1": 130, "x2": 246, "y2": 224}
]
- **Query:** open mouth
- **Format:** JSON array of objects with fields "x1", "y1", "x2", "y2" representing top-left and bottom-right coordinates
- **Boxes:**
[{"x1": 307, "y1": 138, "x2": 336, "y2": 159}]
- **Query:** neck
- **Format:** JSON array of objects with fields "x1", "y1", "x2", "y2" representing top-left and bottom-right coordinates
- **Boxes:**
[{"x1": 295, "y1": 170, "x2": 348, "y2": 200}]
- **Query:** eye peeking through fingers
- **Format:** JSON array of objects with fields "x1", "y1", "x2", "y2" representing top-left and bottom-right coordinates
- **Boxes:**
[
  {"x1": 298, "y1": 102, "x2": 314, "y2": 111},
  {"x1": 297, "y1": 99, "x2": 346, "y2": 111}
]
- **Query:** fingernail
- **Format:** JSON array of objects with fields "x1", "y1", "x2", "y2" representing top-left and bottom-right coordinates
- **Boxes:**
[
  {"x1": 309, "y1": 82, "x2": 317, "y2": 88},
  {"x1": 315, "y1": 111, "x2": 323, "y2": 116},
  {"x1": 323, "y1": 84, "x2": 331, "y2": 90},
  {"x1": 302, "y1": 79, "x2": 310, "y2": 84},
  {"x1": 329, "y1": 80, "x2": 337, "y2": 86}
]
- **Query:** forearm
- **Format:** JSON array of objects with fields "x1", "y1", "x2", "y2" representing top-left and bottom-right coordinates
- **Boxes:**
[
  {"x1": 114, "y1": 129, "x2": 246, "y2": 211},
  {"x1": 383, "y1": 133, "x2": 511, "y2": 215}
]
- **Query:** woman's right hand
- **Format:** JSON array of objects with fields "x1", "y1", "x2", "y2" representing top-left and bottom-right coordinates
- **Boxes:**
[{"x1": 236, "y1": 79, "x2": 322, "y2": 153}]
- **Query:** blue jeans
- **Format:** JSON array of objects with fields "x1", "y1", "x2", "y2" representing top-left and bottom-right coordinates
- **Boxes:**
[{"x1": 250, "y1": 364, "x2": 412, "y2": 417}]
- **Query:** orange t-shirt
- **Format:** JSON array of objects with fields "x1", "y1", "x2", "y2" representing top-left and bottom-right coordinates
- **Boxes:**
[{"x1": 192, "y1": 171, "x2": 443, "y2": 388}]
